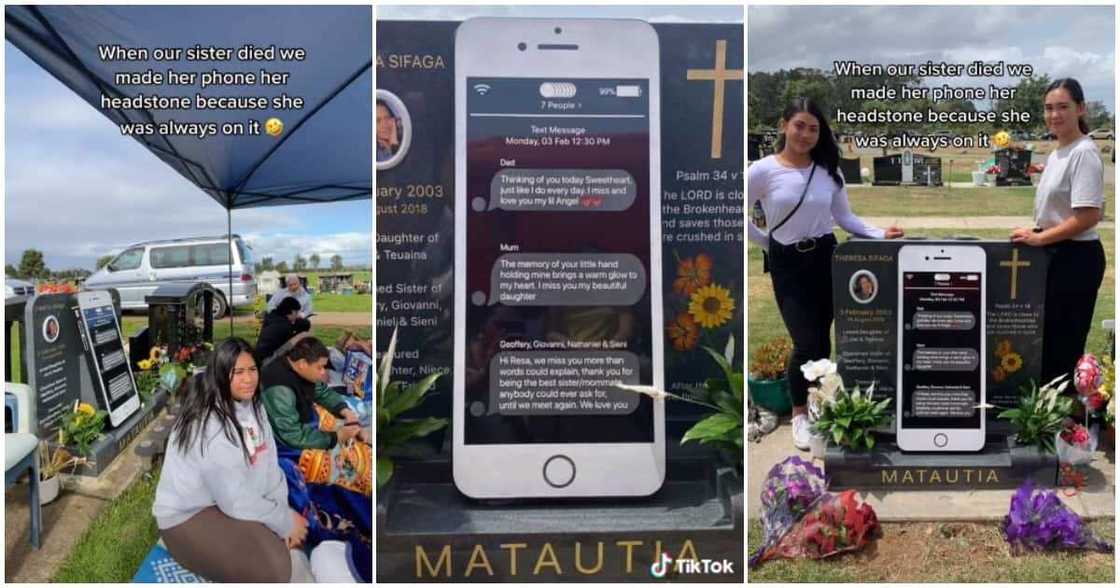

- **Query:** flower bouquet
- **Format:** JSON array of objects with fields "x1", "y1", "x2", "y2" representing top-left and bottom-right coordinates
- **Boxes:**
[
  {"x1": 748, "y1": 456, "x2": 828, "y2": 569},
  {"x1": 764, "y1": 490, "x2": 880, "y2": 563},
  {"x1": 1056, "y1": 421, "x2": 1097, "y2": 488},
  {"x1": 1003, "y1": 481, "x2": 1112, "y2": 555},
  {"x1": 750, "y1": 455, "x2": 879, "y2": 568}
]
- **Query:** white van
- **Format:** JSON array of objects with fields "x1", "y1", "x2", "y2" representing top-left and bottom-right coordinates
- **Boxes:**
[{"x1": 83, "y1": 235, "x2": 257, "y2": 317}]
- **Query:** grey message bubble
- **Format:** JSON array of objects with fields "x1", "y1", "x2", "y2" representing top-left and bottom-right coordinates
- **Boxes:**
[
  {"x1": 486, "y1": 169, "x2": 636, "y2": 212},
  {"x1": 488, "y1": 350, "x2": 641, "y2": 416},
  {"x1": 488, "y1": 253, "x2": 646, "y2": 306},
  {"x1": 912, "y1": 385, "x2": 977, "y2": 418},
  {"x1": 914, "y1": 311, "x2": 976, "y2": 330},
  {"x1": 913, "y1": 348, "x2": 980, "y2": 371}
]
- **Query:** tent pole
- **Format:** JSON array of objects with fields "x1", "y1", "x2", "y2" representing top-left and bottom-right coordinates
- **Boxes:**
[{"x1": 228, "y1": 205, "x2": 234, "y2": 335}]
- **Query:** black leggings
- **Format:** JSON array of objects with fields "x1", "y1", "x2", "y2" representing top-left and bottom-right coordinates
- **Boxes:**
[
  {"x1": 769, "y1": 234, "x2": 837, "y2": 407},
  {"x1": 1040, "y1": 239, "x2": 1106, "y2": 384}
]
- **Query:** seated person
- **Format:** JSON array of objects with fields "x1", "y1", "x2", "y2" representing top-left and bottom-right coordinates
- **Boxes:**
[
  {"x1": 268, "y1": 274, "x2": 313, "y2": 319},
  {"x1": 256, "y1": 297, "x2": 311, "y2": 366},
  {"x1": 261, "y1": 337, "x2": 371, "y2": 497},
  {"x1": 152, "y1": 338, "x2": 312, "y2": 582}
]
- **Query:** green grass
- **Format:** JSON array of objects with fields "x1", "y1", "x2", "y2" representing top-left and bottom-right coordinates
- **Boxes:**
[
  {"x1": 53, "y1": 473, "x2": 160, "y2": 582},
  {"x1": 748, "y1": 227, "x2": 1115, "y2": 362},
  {"x1": 306, "y1": 270, "x2": 372, "y2": 290},
  {"x1": 120, "y1": 316, "x2": 370, "y2": 349},
  {"x1": 311, "y1": 293, "x2": 371, "y2": 313},
  {"x1": 748, "y1": 518, "x2": 1114, "y2": 582},
  {"x1": 847, "y1": 186, "x2": 1040, "y2": 217}
]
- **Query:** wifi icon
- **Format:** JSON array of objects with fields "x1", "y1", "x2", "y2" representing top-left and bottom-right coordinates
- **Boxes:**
[{"x1": 473, "y1": 83, "x2": 491, "y2": 95}]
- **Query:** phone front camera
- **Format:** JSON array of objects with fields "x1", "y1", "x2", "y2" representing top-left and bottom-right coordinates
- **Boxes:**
[
  {"x1": 554, "y1": 27, "x2": 562, "y2": 34},
  {"x1": 517, "y1": 42, "x2": 527, "y2": 51}
]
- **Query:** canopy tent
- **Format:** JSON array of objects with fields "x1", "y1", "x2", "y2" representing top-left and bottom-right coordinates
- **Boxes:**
[
  {"x1": 6, "y1": 5, "x2": 372, "y2": 209},
  {"x1": 6, "y1": 5, "x2": 373, "y2": 330}
]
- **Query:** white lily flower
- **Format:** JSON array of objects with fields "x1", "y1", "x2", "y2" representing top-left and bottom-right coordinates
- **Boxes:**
[
  {"x1": 800, "y1": 359, "x2": 836, "y2": 382},
  {"x1": 819, "y1": 372, "x2": 844, "y2": 396},
  {"x1": 615, "y1": 383, "x2": 671, "y2": 401}
]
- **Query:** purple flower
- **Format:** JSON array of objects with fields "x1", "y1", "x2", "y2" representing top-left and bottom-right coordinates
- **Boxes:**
[
  {"x1": 1003, "y1": 481, "x2": 1112, "y2": 555},
  {"x1": 751, "y1": 455, "x2": 829, "y2": 569}
]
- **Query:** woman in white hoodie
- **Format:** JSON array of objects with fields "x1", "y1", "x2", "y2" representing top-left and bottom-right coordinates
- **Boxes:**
[{"x1": 152, "y1": 337, "x2": 310, "y2": 582}]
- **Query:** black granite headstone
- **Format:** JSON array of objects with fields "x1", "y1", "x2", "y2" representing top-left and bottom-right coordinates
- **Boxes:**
[
  {"x1": 995, "y1": 147, "x2": 1033, "y2": 187},
  {"x1": 833, "y1": 240, "x2": 1048, "y2": 413},
  {"x1": 24, "y1": 293, "x2": 85, "y2": 437},
  {"x1": 873, "y1": 152, "x2": 942, "y2": 186}
]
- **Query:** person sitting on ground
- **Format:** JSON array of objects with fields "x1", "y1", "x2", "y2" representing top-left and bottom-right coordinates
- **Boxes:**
[
  {"x1": 152, "y1": 337, "x2": 312, "y2": 582},
  {"x1": 268, "y1": 274, "x2": 313, "y2": 319},
  {"x1": 256, "y1": 297, "x2": 311, "y2": 366},
  {"x1": 261, "y1": 336, "x2": 372, "y2": 497}
]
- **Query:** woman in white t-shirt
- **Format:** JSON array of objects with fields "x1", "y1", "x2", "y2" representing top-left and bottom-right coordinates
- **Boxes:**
[
  {"x1": 748, "y1": 97, "x2": 903, "y2": 450},
  {"x1": 1010, "y1": 78, "x2": 1106, "y2": 385}
]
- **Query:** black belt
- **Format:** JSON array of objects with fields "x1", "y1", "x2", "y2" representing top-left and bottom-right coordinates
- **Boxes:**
[{"x1": 771, "y1": 233, "x2": 836, "y2": 256}]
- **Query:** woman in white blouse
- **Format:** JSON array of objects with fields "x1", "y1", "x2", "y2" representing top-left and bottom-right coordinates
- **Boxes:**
[
  {"x1": 1010, "y1": 78, "x2": 1105, "y2": 385},
  {"x1": 748, "y1": 97, "x2": 903, "y2": 450}
]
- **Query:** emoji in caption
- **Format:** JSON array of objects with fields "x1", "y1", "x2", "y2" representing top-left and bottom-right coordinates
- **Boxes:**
[{"x1": 265, "y1": 117, "x2": 284, "y2": 137}]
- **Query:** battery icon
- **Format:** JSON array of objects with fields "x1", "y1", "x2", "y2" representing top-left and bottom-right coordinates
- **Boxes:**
[{"x1": 617, "y1": 85, "x2": 641, "y2": 97}]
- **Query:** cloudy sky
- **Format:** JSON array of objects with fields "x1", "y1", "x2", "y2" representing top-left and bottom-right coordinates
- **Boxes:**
[
  {"x1": 377, "y1": 4, "x2": 742, "y2": 21},
  {"x1": 748, "y1": 5, "x2": 1114, "y2": 112},
  {"x1": 5, "y1": 43, "x2": 372, "y2": 272}
]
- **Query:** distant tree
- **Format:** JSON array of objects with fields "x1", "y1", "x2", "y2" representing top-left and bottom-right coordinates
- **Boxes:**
[
  {"x1": 330, "y1": 254, "x2": 343, "y2": 271},
  {"x1": 1085, "y1": 100, "x2": 1113, "y2": 132},
  {"x1": 259, "y1": 256, "x2": 274, "y2": 272},
  {"x1": 309, "y1": 253, "x2": 320, "y2": 270},
  {"x1": 18, "y1": 249, "x2": 49, "y2": 280},
  {"x1": 994, "y1": 74, "x2": 1052, "y2": 133},
  {"x1": 5, "y1": 264, "x2": 20, "y2": 278},
  {"x1": 275, "y1": 261, "x2": 289, "y2": 273},
  {"x1": 293, "y1": 255, "x2": 308, "y2": 272},
  {"x1": 96, "y1": 255, "x2": 115, "y2": 270}
]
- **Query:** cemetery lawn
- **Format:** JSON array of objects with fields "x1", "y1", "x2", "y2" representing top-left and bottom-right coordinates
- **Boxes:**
[
  {"x1": 119, "y1": 316, "x2": 371, "y2": 347},
  {"x1": 748, "y1": 228, "x2": 1116, "y2": 362},
  {"x1": 748, "y1": 518, "x2": 1115, "y2": 582},
  {"x1": 52, "y1": 473, "x2": 160, "y2": 582},
  {"x1": 310, "y1": 292, "x2": 372, "y2": 313},
  {"x1": 846, "y1": 185, "x2": 1116, "y2": 219}
]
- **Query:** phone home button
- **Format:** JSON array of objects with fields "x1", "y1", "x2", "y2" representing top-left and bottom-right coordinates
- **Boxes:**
[
  {"x1": 933, "y1": 433, "x2": 949, "y2": 448},
  {"x1": 543, "y1": 455, "x2": 576, "y2": 488}
]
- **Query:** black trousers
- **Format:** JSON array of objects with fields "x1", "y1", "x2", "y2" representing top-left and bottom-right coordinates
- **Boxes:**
[
  {"x1": 769, "y1": 234, "x2": 837, "y2": 407},
  {"x1": 1040, "y1": 239, "x2": 1106, "y2": 385}
]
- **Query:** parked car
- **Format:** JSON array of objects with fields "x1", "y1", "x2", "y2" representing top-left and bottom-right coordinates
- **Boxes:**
[
  {"x1": 83, "y1": 235, "x2": 257, "y2": 317},
  {"x1": 1089, "y1": 128, "x2": 1114, "y2": 140},
  {"x1": 5, "y1": 277, "x2": 34, "y2": 298}
]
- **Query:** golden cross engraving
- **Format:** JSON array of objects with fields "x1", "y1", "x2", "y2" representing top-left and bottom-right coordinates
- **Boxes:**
[
  {"x1": 686, "y1": 40, "x2": 743, "y2": 159},
  {"x1": 999, "y1": 248, "x2": 1031, "y2": 300}
]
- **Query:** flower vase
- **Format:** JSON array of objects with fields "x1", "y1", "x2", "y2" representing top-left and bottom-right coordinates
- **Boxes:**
[
  {"x1": 40, "y1": 475, "x2": 61, "y2": 505},
  {"x1": 809, "y1": 431, "x2": 827, "y2": 459}
]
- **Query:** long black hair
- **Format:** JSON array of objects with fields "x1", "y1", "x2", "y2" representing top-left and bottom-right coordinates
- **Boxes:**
[
  {"x1": 1044, "y1": 78, "x2": 1090, "y2": 134},
  {"x1": 775, "y1": 97, "x2": 844, "y2": 187},
  {"x1": 172, "y1": 337, "x2": 262, "y2": 463}
]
